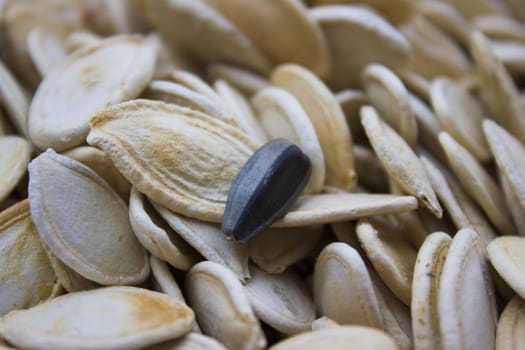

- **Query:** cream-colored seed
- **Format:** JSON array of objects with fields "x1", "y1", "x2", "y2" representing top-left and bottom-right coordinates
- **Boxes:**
[{"x1": 3, "y1": 2, "x2": 525, "y2": 349}]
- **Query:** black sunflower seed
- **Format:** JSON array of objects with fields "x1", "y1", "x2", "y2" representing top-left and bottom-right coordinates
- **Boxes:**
[{"x1": 221, "y1": 138, "x2": 311, "y2": 242}]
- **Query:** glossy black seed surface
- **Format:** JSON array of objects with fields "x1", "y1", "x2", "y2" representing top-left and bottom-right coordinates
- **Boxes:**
[{"x1": 221, "y1": 139, "x2": 311, "y2": 242}]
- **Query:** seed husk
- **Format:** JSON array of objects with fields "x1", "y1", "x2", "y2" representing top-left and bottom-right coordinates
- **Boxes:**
[
  {"x1": 129, "y1": 188, "x2": 201, "y2": 271},
  {"x1": 206, "y1": 64, "x2": 269, "y2": 97},
  {"x1": 311, "y1": 5, "x2": 410, "y2": 89},
  {"x1": 495, "y1": 295, "x2": 525, "y2": 350},
  {"x1": 252, "y1": 86, "x2": 325, "y2": 193},
  {"x1": 411, "y1": 231, "x2": 451, "y2": 350},
  {"x1": 0, "y1": 286, "x2": 195, "y2": 350},
  {"x1": 362, "y1": 63, "x2": 418, "y2": 148},
  {"x1": 487, "y1": 236, "x2": 525, "y2": 300},
  {"x1": 356, "y1": 219, "x2": 417, "y2": 306},
  {"x1": 271, "y1": 64, "x2": 356, "y2": 190},
  {"x1": 87, "y1": 99, "x2": 257, "y2": 223},
  {"x1": 360, "y1": 105, "x2": 442, "y2": 218},
  {"x1": 28, "y1": 35, "x2": 156, "y2": 151},
  {"x1": 221, "y1": 138, "x2": 311, "y2": 242},
  {"x1": 0, "y1": 200, "x2": 57, "y2": 316},
  {"x1": 153, "y1": 201, "x2": 249, "y2": 281},
  {"x1": 245, "y1": 264, "x2": 315, "y2": 335},
  {"x1": 313, "y1": 242, "x2": 383, "y2": 328},
  {"x1": 205, "y1": 0, "x2": 331, "y2": 79},
  {"x1": 28, "y1": 149, "x2": 150, "y2": 285},
  {"x1": 0, "y1": 136, "x2": 30, "y2": 203},
  {"x1": 269, "y1": 325, "x2": 398, "y2": 350},
  {"x1": 0, "y1": 59, "x2": 30, "y2": 137},
  {"x1": 439, "y1": 131, "x2": 515, "y2": 235},
  {"x1": 185, "y1": 261, "x2": 266, "y2": 350},
  {"x1": 438, "y1": 229, "x2": 498, "y2": 350}
]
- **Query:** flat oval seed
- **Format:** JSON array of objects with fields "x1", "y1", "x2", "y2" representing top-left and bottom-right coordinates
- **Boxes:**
[
  {"x1": 430, "y1": 77, "x2": 491, "y2": 163},
  {"x1": 28, "y1": 35, "x2": 156, "y2": 151},
  {"x1": 470, "y1": 31, "x2": 525, "y2": 144},
  {"x1": 28, "y1": 149, "x2": 149, "y2": 285},
  {"x1": 360, "y1": 105, "x2": 442, "y2": 218},
  {"x1": 147, "y1": 333, "x2": 227, "y2": 350},
  {"x1": 438, "y1": 229, "x2": 498, "y2": 350},
  {"x1": 420, "y1": 156, "x2": 497, "y2": 245},
  {"x1": 496, "y1": 295, "x2": 525, "y2": 350},
  {"x1": 87, "y1": 99, "x2": 257, "y2": 223},
  {"x1": 313, "y1": 242, "x2": 383, "y2": 328},
  {"x1": 271, "y1": 64, "x2": 356, "y2": 190},
  {"x1": 356, "y1": 219, "x2": 417, "y2": 306},
  {"x1": 153, "y1": 202, "x2": 249, "y2": 281},
  {"x1": 483, "y1": 119, "x2": 525, "y2": 213},
  {"x1": 0, "y1": 59, "x2": 30, "y2": 137},
  {"x1": 438, "y1": 131, "x2": 515, "y2": 235},
  {"x1": 252, "y1": 86, "x2": 325, "y2": 194},
  {"x1": 129, "y1": 188, "x2": 200, "y2": 271},
  {"x1": 0, "y1": 136, "x2": 30, "y2": 202},
  {"x1": 0, "y1": 286, "x2": 195, "y2": 350},
  {"x1": 0, "y1": 200, "x2": 57, "y2": 316},
  {"x1": 222, "y1": 139, "x2": 311, "y2": 242},
  {"x1": 411, "y1": 232, "x2": 452, "y2": 350},
  {"x1": 487, "y1": 236, "x2": 525, "y2": 300},
  {"x1": 268, "y1": 326, "x2": 398, "y2": 350},
  {"x1": 362, "y1": 63, "x2": 418, "y2": 148},
  {"x1": 185, "y1": 261, "x2": 266, "y2": 350},
  {"x1": 150, "y1": 256, "x2": 185, "y2": 303},
  {"x1": 311, "y1": 5, "x2": 410, "y2": 90},
  {"x1": 206, "y1": 0, "x2": 331, "y2": 79},
  {"x1": 272, "y1": 193, "x2": 418, "y2": 227},
  {"x1": 248, "y1": 226, "x2": 323, "y2": 274},
  {"x1": 206, "y1": 64, "x2": 269, "y2": 97},
  {"x1": 245, "y1": 264, "x2": 316, "y2": 335}
]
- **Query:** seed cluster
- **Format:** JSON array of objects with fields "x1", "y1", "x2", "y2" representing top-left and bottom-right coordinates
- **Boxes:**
[{"x1": 0, "y1": 1, "x2": 525, "y2": 349}]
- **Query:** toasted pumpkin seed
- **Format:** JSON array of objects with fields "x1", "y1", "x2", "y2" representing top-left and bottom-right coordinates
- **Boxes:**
[
  {"x1": 411, "y1": 232, "x2": 451, "y2": 350},
  {"x1": 252, "y1": 86, "x2": 325, "y2": 193},
  {"x1": 314, "y1": 242, "x2": 383, "y2": 327},
  {"x1": 439, "y1": 131, "x2": 515, "y2": 235},
  {"x1": 185, "y1": 261, "x2": 266, "y2": 350},
  {"x1": 87, "y1": 99, "x2": 257, "y2": 223},
  {"x1": 271, "y1": 64, "x2": 356, "y2": 190},
  {"x1": 0, "y1": 286, "x2": 195, "y2": 350},
  {"x1": 311, "y1": 5, "x2": 410, "y2": 89},
  {"x1": 0, "y1": 136, "x2": 30, "y2": 203},
  {"x1": 28, "y1": 149, "x2": 149, "y2": 285},
  {"x1": 496, "y1": 295, "x2": 525, "y2": 350},
  {"x1": 28, "y1": 35, "x2": 156, "y2": 151},
  {"x1": 0, "y1": 200, "x2": 57, "y2": 316},
  {"x1": 438, "y1": 229, "x2": 498, "y2": 350},
  {"x1": 362, "y1": 63, "x2": 418, "y2": 148},
  {"x1": 360, "y1": 105, "x2": 442, "y2": 217}
]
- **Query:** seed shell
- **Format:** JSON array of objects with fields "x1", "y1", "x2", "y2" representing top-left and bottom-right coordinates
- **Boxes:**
[
  {"x1": 0, "y1": 286, "x2": 195, "y2": 350},
  {"x1": 221, "y1": 138, "x2": 311, "y2": 242},
  {"x1": 87, "y1": 99, "x2": 257, "y2": 223},
  {"x1": 496, "y1": 295, "x2": 525, "y2": 350}
]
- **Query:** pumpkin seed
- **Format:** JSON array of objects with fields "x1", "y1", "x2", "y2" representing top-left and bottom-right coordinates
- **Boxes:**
[
  {"x1": 0, "y1": 136, "x2": 30, "y2": 203},
  {"x1": 487, "y1": 236, "x2": 525, "y2": 299},
  {"x1": 28, "y1": 35, "x2": 156, "y2": 151},
  {"x1": 438, "y1": 229, "x2": 497, "y2": 350},
  {"x1": 496, "y1": 295, "x2": 525, "y2": 350},
  {"x1": 185, "y1": 261, "x2": 266, "y2": 350},
  {"x1": 0, "y1": 286, "x2": 195, "y2": 350},
  {"x1": 87, "y1": 99, "x2": 257, "y2": 223},
  {"x1": 206, "y1": 64, "x2": 269, "y2": 97},
  {"x1": 28, "y1": 149, "x2": 149, "y2": 285}
]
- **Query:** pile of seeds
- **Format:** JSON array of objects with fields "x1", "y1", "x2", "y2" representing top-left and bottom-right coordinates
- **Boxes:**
[{"x1": 1, "y1": 0, "x2": 525, "y2": 349}]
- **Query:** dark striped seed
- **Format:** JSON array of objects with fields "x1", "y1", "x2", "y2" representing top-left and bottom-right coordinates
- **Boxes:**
[{"x1": 221, "y1": 139, "x2": 311, "y2": 242}]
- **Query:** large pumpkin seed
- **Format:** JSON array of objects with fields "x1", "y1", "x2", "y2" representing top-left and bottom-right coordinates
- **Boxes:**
[
  {"x1": 28, "y1": 35, "x2": 156, "y2": 151},
  {"x1": 438, "y1": 229, "x2": 497, "y2": 350},
  {"x1": 87, "y1": 99, "x2": 257, "y2": 222},
  {"x1": 487, "y1": 236, "x2": 525, "y2": 299},
  {"x1": 0, "y1": 136, "x2": 30, "y2": 203},
  {"x1": 185, "y1": 261, "x2": 266, "y2": 350},
  {"x1": 0, "y1": 200, "x2": 57, "y2": 316},
  {"x1": 0, "y1": 286, "x2": 195, "y2": 350},
  {"x1": 28, "y1": 149, "x2": 149, "y2": 285},
  {"x1": 496, "y1": 295, "x2": 525, "y2": 350}
]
